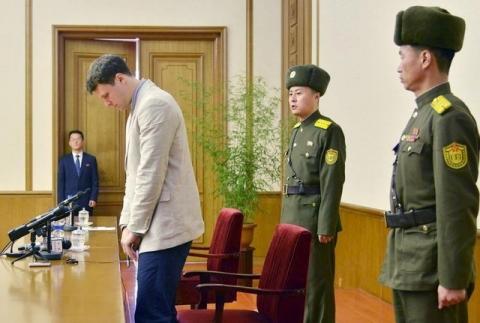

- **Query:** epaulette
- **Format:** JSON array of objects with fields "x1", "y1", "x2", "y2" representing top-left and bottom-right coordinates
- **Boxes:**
[
  {"x1": 431, "y1": 95, "x2": 452, "y2": 114},
  {"x1": 314, "y1": 118, "x2": 332, "y2": 129},
  {"x1": 293, "y1": 122, "x2": 301, "y2": 129}
]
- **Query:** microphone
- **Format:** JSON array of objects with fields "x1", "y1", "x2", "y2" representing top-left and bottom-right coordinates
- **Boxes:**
[
  {"x1": 8, "y1": 205, "x2": 72, "y2": 242},
  {"x1": 51, "y1": 205, "x2": 81, "y2": 222},
  {"x1": 58, "y1": 188, "x2": 91, "y2": 207}
]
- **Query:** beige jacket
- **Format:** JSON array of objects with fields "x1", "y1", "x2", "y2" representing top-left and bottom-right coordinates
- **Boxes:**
[{"x1": 119, "y1": 80, "x2": 204, "y2": 253}]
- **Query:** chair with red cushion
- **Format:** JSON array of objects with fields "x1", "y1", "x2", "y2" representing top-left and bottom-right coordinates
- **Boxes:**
[
  {"x1": 177, "y1": 223, "x2": 312, "y2": 323},
  {"x1": 175, "y1": 208, "x2": 243, "y2": 308}
]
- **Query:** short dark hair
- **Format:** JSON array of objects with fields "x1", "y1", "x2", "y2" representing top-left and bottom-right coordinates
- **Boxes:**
[
  {"x1": 86, "y1": 54, "x2": 132, "y2": 94},
  {"x1": 414, "y1": 46, "x2": 455, "y2": 74},
  {"x1": 69, "y1": 130, "x2": 84, "y2": 140}
]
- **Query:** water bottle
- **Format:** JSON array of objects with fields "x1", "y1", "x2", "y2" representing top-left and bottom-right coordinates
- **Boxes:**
[
  {"x1": 51, "y1": 224, "x2": 64, "y2": 253},
  {"x1": 71, "y1": 228, "x2": 86, "y2": 251},
  {"x1": 78, "y1": 208, "x2": 89, "y2": 225}
]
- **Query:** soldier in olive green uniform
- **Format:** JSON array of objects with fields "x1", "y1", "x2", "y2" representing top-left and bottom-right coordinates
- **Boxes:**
[
  {"x1": 379, "y1": 6, "x2": 479, "y2": 323},
  {"x1": 281, "y1": 64, "x2": 346, "y2": 323}
]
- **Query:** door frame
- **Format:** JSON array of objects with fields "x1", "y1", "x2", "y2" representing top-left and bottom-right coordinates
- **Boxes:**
[{"x1": 52, "y1": 25, "x2": 226, "y2": 205}]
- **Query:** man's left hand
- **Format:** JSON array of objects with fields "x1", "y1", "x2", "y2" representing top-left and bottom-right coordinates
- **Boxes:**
[
  {"x1": 121, "y1": 228, "x2": 142, "y2": 261},
  {"x1": 88, "y1": 200, "x2": 97, "y2": 208},
  {"x1": 318, "y1": 234, "x2": 334, "y2": 244},
  {"x1": 438, "y1": 285, "x2": 466, "y2": 309}
]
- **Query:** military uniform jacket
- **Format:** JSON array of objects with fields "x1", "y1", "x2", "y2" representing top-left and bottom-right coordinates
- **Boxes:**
[
  {"x1": 380, "y1": 83, "x2": 479, "y2": 291},
  {"x1": 281, "y1": 110, "x2": 346, "y2": 235}
]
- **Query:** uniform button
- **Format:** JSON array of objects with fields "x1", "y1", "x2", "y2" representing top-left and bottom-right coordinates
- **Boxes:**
[
  {"x1": 300, "y1": 128, "x2": 303, "y2": 132},
  {"x1": 422, "y1": 225, "x2": 428, "y2": 232},
  {"x1": 312, "y1": 203, "x2": 316, "y2": 207},
  {"x1": 293, "y1": 143, "x2": 297, "y2": 147},
  {"x1": 413, "y1": 111, "x2": 418, "y2": 118},
  {"x1": 407, "y1": 146, "x2": 412, "y2": 151},
  {"x1": 401, "y1": 135, "x2": 406, "y2": 141},
  {"x1": 305, "y1": 152, "x2": 310, "y2": 157}
]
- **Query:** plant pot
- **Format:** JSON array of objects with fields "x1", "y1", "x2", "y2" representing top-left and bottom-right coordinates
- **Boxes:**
[{"x1": 240, "y1": 222, "x2": 257, "y2": 249}]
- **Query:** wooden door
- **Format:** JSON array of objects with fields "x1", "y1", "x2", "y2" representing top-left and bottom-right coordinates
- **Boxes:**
[
  {"x1": 63, "y1": 40, "x2": 135, "y2": 217},
  {"x1": 140, "y1": 39, "x2": 221, "y2": 243},
  {"x1": 60, "y1": 35, "x2": 224, "y2": 245}
]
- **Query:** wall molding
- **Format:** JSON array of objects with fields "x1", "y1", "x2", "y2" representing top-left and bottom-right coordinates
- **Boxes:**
[
  {"x1": 246, "y1": 0, "x2": 253, "y2": 83},
  {"x1": 281, "y1": 0, "x2": 312, "y2": 184},
  {"x1": 0, "y1": 191, "x2": 52, "y2": 196},
  {"x1": 25, "y1": 0, "x2": 32, "y2": 191}
]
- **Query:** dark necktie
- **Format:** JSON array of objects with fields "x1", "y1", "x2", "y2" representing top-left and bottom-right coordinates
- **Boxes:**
[{"x1": 75, "y1": 155, "x2": 81, "y2": 176}]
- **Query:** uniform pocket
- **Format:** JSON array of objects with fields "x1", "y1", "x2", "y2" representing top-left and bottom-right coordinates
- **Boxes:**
[
  {"x1": 401, "y1": 141, "x2": 424, "y2": 155},
  {"x1": 398, "y1": 223, "x2": 437, "y2": 273},
  {"x1": 299, "y1": 147, "x2": 320, "y2": 174},
  {"x1": 282, "y1": 195, "x2": 320, "y2": 232},
  {"x1": 300, "y1": 194, "x2": 321, "y2": 208}
]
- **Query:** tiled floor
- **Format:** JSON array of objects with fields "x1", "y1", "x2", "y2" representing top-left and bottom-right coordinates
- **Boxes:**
[{"x1": 120, "y1": 261, "x2": 394, "y2": 323}]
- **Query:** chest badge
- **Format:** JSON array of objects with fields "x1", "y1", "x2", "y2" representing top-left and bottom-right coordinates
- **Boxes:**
[
  {"x1": 325, "y1": 149, "x2": 338, "y2": 165},
  {"x1": 402, "y1": 128, "x2": 420, "y2": 142},
  {"x1": 443, "y1": 142, "x2": 468, "y2": 169}
]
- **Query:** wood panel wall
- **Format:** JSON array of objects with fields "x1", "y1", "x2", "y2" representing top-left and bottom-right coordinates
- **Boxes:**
[
  {"x1": 0, "y1": 193, "x2": 54, "y2": 247},
  {"x1": 336, "y1": 203, "x2": 480, "y2": 320},
  {"x1": 252, "y1": 192, "x2": 282, "y2": 257},
  {"x1": 336, "y1": 203, "x2": 392, "y2": 301}
]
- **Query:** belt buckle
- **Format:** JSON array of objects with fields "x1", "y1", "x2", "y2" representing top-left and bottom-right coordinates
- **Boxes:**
[{"x1": 282, "y1": 184, "x2": 288, "y2": 195}]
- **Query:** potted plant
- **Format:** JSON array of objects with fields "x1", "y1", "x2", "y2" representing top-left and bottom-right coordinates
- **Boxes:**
[{"x1": 195, "y1": 76, "x2": 281, "y2": 248}]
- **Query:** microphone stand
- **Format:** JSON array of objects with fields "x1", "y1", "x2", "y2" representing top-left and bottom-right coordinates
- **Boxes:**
[
  {"x1": 63, "y1": 201, "x2": 76, "y2": 232},
  {"x1": 11, "y1": 232, "x2": 47, "y2": 264},
  {"x1": 10, "y1": 215, "x2": 70, "y2": 264}
]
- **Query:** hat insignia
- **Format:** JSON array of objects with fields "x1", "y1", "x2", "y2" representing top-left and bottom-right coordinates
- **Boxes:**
[{"x1": 289, "y1": 71, "x2": 296, "y2": 78}]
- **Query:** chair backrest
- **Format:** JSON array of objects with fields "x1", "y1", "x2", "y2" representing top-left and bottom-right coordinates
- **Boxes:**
[
  {"x1": 207, "y1": 208, "x2": 243, "y2": 276},
  {"x1": 257, "y1": 223, "x2": 311, "y2": 323}
]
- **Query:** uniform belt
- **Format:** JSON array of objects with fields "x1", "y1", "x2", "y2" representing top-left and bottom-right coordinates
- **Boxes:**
[
  {"x1": 282, "y1": 184, "x2": 320, "y2": 195},
  {"x1": 384, "y1": 207, "x2": 436, "y2": 228}
]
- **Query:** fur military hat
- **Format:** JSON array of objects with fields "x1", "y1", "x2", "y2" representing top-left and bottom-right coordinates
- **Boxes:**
[
  {"x1": 286, "y1": 64, "x2": 330, "y2": 96},
  {"x1": 394, "y1": 6, "x2": 465, "y2": 52}
]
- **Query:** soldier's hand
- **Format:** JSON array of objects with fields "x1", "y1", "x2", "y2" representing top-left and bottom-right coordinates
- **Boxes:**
[
  {"x1": 437, "y1": 285, "x2": 466, "y2": 309},
  {"x1": 318, "y1": 234, "x2": 333, "y2": 244}
]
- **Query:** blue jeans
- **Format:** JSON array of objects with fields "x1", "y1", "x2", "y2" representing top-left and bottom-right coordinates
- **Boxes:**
[{"x1": 135, "y1": 241, "x2": 192, "y2": 323}]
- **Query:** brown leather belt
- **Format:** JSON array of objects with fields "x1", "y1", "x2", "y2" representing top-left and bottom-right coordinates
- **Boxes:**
[
  {"x1": 384, "y1": 207, "x2": 436, "y2": 228},
  {"x1": 283, "y1": 184, "x2": 320, "y2": 195}
]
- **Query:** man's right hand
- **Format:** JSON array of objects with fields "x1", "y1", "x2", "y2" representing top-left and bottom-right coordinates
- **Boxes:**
[
  {"x1": 121, "y1": 228, "x2": 142, "y2": 261},
  {"x1": 438, "y1": 285, "x2": 466, "y2": 309}
]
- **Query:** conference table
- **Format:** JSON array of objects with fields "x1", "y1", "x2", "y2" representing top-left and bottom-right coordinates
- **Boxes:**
[{"x1": 0, "y1": 216, "x2": 125, "y2": 323}]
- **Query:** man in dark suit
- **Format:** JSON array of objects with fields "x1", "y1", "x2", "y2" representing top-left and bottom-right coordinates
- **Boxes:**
[{"x1": 57, "y1": 130, "x2": 99, "y2": 214}]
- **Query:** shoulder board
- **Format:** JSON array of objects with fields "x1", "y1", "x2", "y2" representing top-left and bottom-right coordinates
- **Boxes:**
[
  {"x1": 431, "y1": 95, "x2": 452, "y2": 114},
  {"x1": 314, "y1": 119, "x2": 332, "y2": 129},
  {"x1": 293, "y1": 122, "x2": 301, "y2": 129}
]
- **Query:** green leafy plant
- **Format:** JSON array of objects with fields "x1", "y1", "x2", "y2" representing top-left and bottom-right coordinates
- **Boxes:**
[{"x1": 188, "y1": 76, "x2": 281, "y2": 223}]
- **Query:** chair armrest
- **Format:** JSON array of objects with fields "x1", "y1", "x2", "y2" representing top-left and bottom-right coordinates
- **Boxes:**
[
  {"x1": 188, "y1": 251, "x2": 240, "y2": 259},
  {"x1": 196, "y1": 283, "x2": 305, "y2": 323},
  {"x1": 197, "y1": 283, "x2": 305, "y2": 297},
  {"x1": 183, "y1": 270, "x2": 261, "y2": 280},
  {"x1": 190, "y1": 245, "x2": 210, "y2": 251}
]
